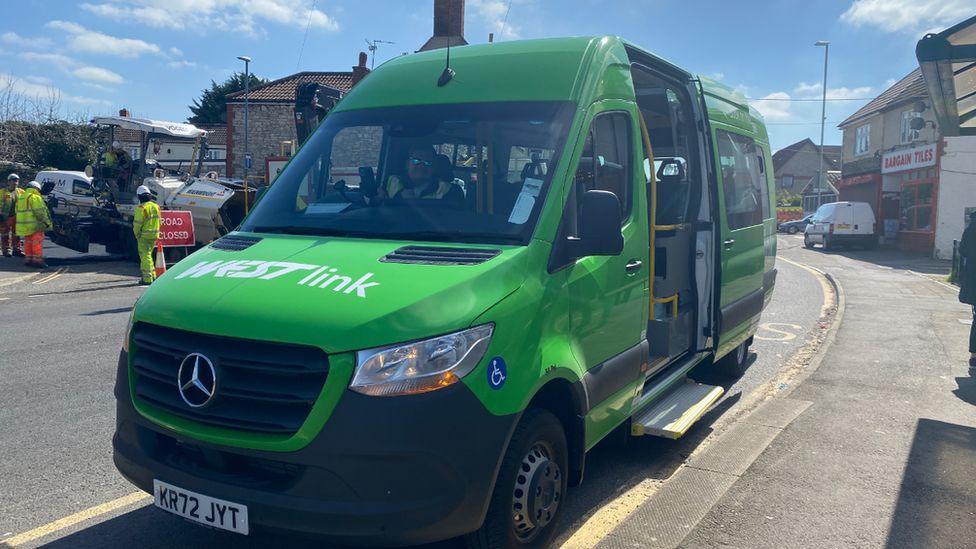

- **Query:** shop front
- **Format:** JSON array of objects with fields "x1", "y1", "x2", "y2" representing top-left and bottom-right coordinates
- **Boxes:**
[
  {"x1": 881, "y1": 142, "x2": 939, "y2": 253},
  {"x1": 837, "y1": 171, "x2": 885, "y2": 235}
]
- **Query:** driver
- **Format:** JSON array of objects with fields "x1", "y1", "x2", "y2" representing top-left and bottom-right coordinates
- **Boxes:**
[{"x1": 380, "y1": 146, "x2": 463, "y2": 204}]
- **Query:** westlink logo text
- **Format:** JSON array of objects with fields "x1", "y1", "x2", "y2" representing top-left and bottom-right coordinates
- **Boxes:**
[{"x1": 174, "y1": 260, "x2": 380, "y2": 298}]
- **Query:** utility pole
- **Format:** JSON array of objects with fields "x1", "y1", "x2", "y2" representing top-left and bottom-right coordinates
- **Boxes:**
[
  {"x1": 815, "y1": 41, "x2": 829, "y2": 209},
  {"x1": 237, "y1": 55, "x2": 251, "y2": 185}
]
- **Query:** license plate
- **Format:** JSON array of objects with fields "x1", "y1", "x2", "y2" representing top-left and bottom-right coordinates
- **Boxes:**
[{"x1": 153, "y1": 480, "x2": 249, "y2": 535}]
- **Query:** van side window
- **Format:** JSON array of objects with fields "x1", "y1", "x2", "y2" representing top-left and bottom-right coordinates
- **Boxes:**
[
  {"x1": 73, "y1": 179, "x2": 92, "y2": 196},
  {"x1": 716, "y1": 130, "x2": 763, "y2": 229},
  {"x1": 756, "y1": 146, "x2": 771, "y2": 220},
  {"x1": 572, "y1": 112, "x2": 633, "y2": 224}
]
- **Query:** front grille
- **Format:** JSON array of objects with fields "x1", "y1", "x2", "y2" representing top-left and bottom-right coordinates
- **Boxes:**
[
  {"x1": 210, "y1": 235, "x2": 262, "y2": 251},
  {"x1": 131, "y1": 323, "x2": 328, "y2": 435},
  {"x1": 380, "y1": 245, "x2": 501, "y2": 265},
  {"x1": 137, "y1": 426, "x2": 303, "y2": 490}
]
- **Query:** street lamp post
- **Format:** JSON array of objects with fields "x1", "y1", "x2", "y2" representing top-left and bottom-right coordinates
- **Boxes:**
[
  {"x1": 815, "y1": 41, "x2": 829, "y2": 210},
  {"x1": 237, "y1": 56, "x2": 251, "y2": 185}
]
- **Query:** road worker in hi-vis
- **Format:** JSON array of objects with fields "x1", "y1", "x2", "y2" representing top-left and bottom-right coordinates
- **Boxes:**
[
  {"x1": 133, "y1": 185, "x2": 161, "y2": 285},
  {"x1": 0, "y1": 173, "x2": 24, "y2": 257},
  {"x1": 14, "y1": 180, "x2": 52, "y2": 268}
]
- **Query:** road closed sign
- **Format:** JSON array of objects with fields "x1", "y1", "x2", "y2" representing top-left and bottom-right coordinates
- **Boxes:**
[{"x1": 159, "y1": 210, "x2": 195, "y2": 247}]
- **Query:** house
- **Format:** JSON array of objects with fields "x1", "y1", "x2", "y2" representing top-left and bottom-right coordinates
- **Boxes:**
[
  {"x1": 771, "y1": 138, "x2": 840, "y2": 194},
  {"x1": 224, "y1": 0, "x2": 469, "y2": 182},
  {"x1": 837, "y1": 68, "x2": 940, "y2": 252},
  {"x1": 799, "y1": 170, "x2": 840, "y2": 214},
  {"x1": 224, "y1": 60, "x2": 368, "y2": 182}
]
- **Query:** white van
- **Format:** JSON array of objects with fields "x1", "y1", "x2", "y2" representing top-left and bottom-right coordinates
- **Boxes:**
[
  {"x1": 804, "y1": 201, "x2": 877, "y2": 250},
  {"x1": 35, "y1": 170, "x2": 95, "y2": 215}
]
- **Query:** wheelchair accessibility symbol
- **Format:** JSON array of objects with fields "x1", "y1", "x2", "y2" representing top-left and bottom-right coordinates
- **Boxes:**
[{"x1": 487, "y1": 357, "x2": 507, "y2": 390}]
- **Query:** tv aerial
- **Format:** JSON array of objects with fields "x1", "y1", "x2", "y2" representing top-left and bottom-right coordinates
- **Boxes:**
[{"x1": 365, "y1": 39, "x2": 395, "y2": 69}]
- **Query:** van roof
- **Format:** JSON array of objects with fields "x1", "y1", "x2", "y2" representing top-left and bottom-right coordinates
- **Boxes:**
[{"x1": 333, "y1": 35, "x2": 767, "y2": 140}]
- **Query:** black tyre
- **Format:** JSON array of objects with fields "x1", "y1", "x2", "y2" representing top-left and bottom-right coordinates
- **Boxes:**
[
  {"x1": 804, "y1": 235, "x2": 815, "y2": 249},
  {"x1": 788, "y1": 226, "x2": 799, "y2": 234},
  {"x1": 823, "y1": 235, "x2": 833, "y2": 251},
  {"x1": 467, "y1": 409, "x2": 568, "y2": 549},
  {"x1": 716, "y1": 339, "x2": 751, "y2": 379}
]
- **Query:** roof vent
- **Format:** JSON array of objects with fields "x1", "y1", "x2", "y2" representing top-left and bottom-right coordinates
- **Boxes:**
[
  {"x1": 210, "y1": 235, "x2": 262, "y2": 251},
  {"x1": 381, "y1": 245, "x2": 500, "y2": 265}
]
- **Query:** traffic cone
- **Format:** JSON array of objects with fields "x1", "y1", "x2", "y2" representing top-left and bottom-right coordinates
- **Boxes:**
[{"x1": 154, "y1": 242, "x2": 167, "y2": 278}]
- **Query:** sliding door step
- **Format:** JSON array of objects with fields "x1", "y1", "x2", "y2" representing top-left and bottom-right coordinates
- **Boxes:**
[{"x1": 631, "y1": 380, "x2": 724, "y2": 439}]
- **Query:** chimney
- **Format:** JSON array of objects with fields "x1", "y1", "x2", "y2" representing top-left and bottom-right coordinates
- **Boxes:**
[
  {"x1": 419, "y1": 0, "x2": 467, "y2": 52},
  {"x1": 352, "y1": 51, "x2": 370, "y2": 85}
]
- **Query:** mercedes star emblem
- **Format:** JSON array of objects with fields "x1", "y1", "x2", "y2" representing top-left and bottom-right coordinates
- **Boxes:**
[{"x1": 177, "y1": 353, "x2": 217, "y2": 408}]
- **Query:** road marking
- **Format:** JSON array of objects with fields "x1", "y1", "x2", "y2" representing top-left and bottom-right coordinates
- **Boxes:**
[
  {"x1": 32, "y1": 267, "x2": 67, "y2": 285},
  {"x1": 754, "y1": 323, "x2": 803, "y2": 342},
  {"x1": 558, "y1": 479, "x2": 662, "y2": 548},
  {"x1": 1, "y1": 492, "x2": 150, "y2": 547},
  {"x1": 0, "y1": 273, "x2": 40, "y2": 288},
  {"x1": 905, "y1": 269, "x2": 958, "y2": 292}
]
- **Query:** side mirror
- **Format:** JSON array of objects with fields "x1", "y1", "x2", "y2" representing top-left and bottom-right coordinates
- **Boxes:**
[{"x1": 565, "y1": 190, "x2": 624, "y2": 258}]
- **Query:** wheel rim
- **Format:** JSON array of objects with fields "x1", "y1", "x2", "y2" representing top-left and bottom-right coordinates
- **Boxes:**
[{"x1": 512, "y1": 442, "x2": 562, "y2": 541}]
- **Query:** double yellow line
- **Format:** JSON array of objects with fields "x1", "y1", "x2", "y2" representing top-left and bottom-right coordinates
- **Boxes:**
[{"x1": 31, "y1": 267, "x2": 67, "y2": 285}]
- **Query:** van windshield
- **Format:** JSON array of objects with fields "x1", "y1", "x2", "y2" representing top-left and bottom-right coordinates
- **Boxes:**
[
  {"x1": 812, "y1": 203, "x2": 836, "y2": 222},
  {"x1": 241, "y1": 101, "x2": 576, "y2": 244}
]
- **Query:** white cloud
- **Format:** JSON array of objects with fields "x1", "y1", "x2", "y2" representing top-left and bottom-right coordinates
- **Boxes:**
[
  {"x1": 710, "y1": 72, "x2": 725, "y2": 81},
  {"x1": 24, "y1": 75, "x2": 53, "y2": 85},
  {"x1": 80, "y1": 0, "x2": 339, "y2": 35},
  {"x1": 22, "y1": 51, "x2": 75, "y2": 70},
  {"x1": 72, "y1": 66, "x2": 124, "y2": 85},
  {"x1": 0, "y1": 72, "x2": 111, "y2": 106},
  {"x1": 45, "y1": 20, "x2": 162, "y2": 58},
  {"x1": 169, "y1": 46, "x2": 183, "y2": 57},
  {"x1": 841, "y1": 0, "x2": 975, "y2": 35},
  {"x1": 1, "y1": 30, "x2": 54, "y2": 49},
  {"x1": 469, "y1": 0, "x2": 521, "y2": 39},
  {"x1": 751, "y1": 92, "x2": 793, "y2": 121},
  {"x1": 166, "y1": 60, "x2": 197, "y2": 69},
  {"x1": 793, "y1": 82, "x2": 873, "y2": 100}
]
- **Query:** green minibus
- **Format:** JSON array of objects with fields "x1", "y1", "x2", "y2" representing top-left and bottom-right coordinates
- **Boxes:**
[{"x1": 113, "y1": 35, "x2": 776, "y2": 548}]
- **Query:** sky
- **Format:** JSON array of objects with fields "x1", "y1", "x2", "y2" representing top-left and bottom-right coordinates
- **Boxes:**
[{"x1": 1, "y1": 0, "x2": 974, "y2": 152}]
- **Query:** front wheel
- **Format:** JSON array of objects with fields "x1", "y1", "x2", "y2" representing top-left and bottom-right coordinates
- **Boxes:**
[
  {"x1": 804, "y1": 235, "x2": 815, "y2": 249},
  {"x1": 788, "y1": 226, "x2": 799, "y2": 234},
  {"x1": 468, "y1": 409, "x2": 568, "y2": 549}
]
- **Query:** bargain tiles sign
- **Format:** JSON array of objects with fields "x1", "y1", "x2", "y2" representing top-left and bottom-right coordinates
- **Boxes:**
[{"x1": 882, "y1": 143, "x2": 937, "y2": 174}]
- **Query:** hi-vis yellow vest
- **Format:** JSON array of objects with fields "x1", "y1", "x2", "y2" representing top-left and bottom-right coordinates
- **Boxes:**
[
  {"x1": 385, "y1": 176, "x2": 454, "y2": 200},
  {"x1": 0, "y1": 187, "x2": 22, "y2": 218},
  {"x1": 15, "y1": 188, "x2": 51, "y2": 236},
  {"x1": 133, "y1": 201, "x2": 161, "y2": 240}
]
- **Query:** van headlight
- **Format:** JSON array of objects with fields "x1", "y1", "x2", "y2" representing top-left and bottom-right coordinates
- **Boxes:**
[{"x1": 351, "y1": 324, "x2": 494, "y2": 397}]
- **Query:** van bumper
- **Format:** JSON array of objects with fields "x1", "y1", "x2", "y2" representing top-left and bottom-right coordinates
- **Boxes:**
[{"x1": 112, "y1": 351, "x2": 518, "y2": 546}]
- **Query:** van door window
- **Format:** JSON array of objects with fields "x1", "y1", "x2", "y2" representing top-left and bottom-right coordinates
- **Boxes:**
[
  {"x1": 571, "y1": 111, "x2": 633, "y2": 226},
  {"x1": 73, "y1": 179, "x2": 92, "y2": 196},
  {"x1": 716, "y1": 130, "x2": 763, "y2": 229}
]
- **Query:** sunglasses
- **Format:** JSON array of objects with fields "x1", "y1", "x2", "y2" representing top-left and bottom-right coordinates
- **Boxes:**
[{"x1": 409, "y1": 157, "x2": 433, "y2": 167}]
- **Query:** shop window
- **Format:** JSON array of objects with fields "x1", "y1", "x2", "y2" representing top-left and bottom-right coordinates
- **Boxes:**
[
  {"x1": 900, "y1": 182, "x2": 934, "y2": 232},
  {"x1": 855, "y1": 124, "x2": 870, "y2": 156},
  {"x1": 900, "y1": 110, "x2": 921, "y2": 143}
]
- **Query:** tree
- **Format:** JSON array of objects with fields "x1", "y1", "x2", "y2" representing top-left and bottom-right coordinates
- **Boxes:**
[{"x1": 188, "y1": 72, "x2": 267, "y2": 125}]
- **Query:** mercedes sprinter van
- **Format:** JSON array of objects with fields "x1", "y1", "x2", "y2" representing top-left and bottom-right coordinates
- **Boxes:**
[{"x1": 113, "y1": 36, "x2": 777, "y2": 548}]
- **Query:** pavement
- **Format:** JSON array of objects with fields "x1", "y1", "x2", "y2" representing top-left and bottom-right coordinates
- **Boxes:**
[
  {"x1": 6, "y1": 234, "x2": 955, "y2": 548},
  {"x1": 676, "y1": 236, "x2": 976, "y2": 548}
]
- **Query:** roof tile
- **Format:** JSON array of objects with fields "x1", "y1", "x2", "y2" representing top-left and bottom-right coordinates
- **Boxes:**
[
  {"x1": 838, "y1": 68, "x2": 927, "y2": 128},
  {"x1": 226, "y1": 71, "x2": 354, "y2": 103}
]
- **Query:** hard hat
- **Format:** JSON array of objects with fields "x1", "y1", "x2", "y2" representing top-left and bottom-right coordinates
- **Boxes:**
[
  {"x1": 27, "y1": 180, "x2": 41, "y2": 190},
  {"x1": 136, "y1": 185, "x2": 152, "y2": 195},
  {"x1": 112, "y1": 140, "x2": 121, "y2": 148},
  {"x1": 7, "y1": 173, "x2": 19, "y2": 181}
]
